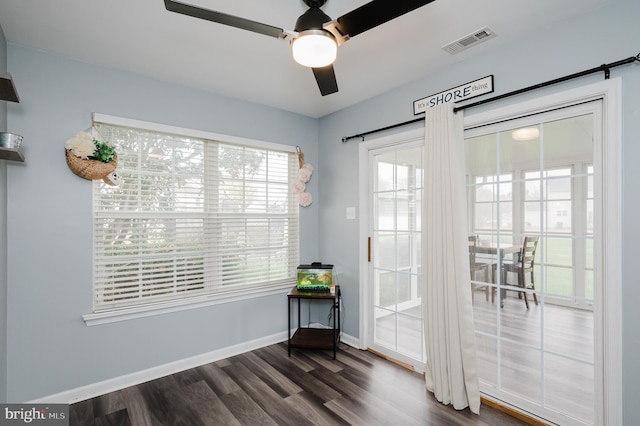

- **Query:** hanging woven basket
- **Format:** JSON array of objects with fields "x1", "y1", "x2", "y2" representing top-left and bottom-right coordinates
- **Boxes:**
[{"x1": 65, "y1": 149, "x2": 117, "y2": 181}]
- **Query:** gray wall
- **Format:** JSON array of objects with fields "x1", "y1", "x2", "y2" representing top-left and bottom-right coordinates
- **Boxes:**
[
  {"x1": 4, "y1": 45, "x2": 320, "y2": 402},
  {"x1": 1, "y1": 23, "x2": 8, "y2": 403},
  {"x1": 317, "y1": 0, "x2": 640, "y2": 423}
]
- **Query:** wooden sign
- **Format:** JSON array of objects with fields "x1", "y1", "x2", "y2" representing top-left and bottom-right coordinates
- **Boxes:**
[{"x1": 413, "y1": 75, "x2": 494, "y2": 115}]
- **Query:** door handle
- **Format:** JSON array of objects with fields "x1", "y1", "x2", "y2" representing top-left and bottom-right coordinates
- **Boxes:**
[{"x1": 368, "y1": 237, "x2": 372, "y2": 262}]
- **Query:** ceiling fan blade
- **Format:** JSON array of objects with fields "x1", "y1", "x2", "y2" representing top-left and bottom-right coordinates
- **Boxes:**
[
  {"x1": 312, "y1": 65, "x2": 339, "y2": 96},
  {"x1": 164, "y1": 0, "x2": 285, "y2": 39},
  {"x1": 331, "y1": 0, "x2": 435, "y2": 39}
]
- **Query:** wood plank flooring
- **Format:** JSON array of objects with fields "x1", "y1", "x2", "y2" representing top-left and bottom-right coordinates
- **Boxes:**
[
  {"x1": 472, "y1": 293, "x2": 594, "y2": 424},
  {"x1": 368, "y1": 293, "x2": 593, "y2": 424},
  {"x1": 69, "y1": 342, "x2": 528, "y2": 425}
]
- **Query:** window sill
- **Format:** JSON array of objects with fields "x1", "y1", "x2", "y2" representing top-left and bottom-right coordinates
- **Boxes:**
[{"x1": 83, "y1": 283, "x2": 294, "y2": 326}]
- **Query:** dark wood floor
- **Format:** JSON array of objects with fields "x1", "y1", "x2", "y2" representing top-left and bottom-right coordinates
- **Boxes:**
[{"x1": 69, "y1": 342, "x2": 528, "y2": 425}]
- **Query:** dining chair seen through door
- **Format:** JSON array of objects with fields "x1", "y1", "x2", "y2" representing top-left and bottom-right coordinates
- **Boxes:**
[
  {"x1": 468, "y1": 235, "x2": 490, "y2": 303},
  {"x1": 502, "y1": 236, "x2": 539, "y2": 309}
]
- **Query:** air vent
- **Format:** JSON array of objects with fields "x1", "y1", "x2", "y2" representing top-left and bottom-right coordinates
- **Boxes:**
[{"x1": 442, "y1": 27, "x2": 497, "y2": 55}]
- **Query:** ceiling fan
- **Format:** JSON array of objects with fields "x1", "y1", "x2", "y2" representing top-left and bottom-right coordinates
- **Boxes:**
[{"x1": 164, "y1": 0, "x2": 436, "y2": 96}]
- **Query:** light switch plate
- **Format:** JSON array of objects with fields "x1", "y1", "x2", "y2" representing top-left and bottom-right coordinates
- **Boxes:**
[{"x1": 346, "y1": 207, "x2": 356, "y2": 220}]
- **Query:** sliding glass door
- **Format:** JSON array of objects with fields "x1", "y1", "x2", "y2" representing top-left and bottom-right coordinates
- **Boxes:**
[
  {"x1": 367, "y1": 140, "x2": 425, "y2": 367},
  {"x1": 465, "y1": 102, "x2": 599, "y2": 424},
  {"x1": 358, "y1": 81, "x2": 621, "y2": 425}
]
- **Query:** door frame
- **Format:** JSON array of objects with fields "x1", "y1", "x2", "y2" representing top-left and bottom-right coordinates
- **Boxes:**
[{"x1": 358, "y1": 78, "x2": 622, "y2": 424}]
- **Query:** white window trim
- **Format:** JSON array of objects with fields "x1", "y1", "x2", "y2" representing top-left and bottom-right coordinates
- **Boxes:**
[
  {"x1": 463, "y1": 78, "x2": 622, "y2": 426},
  {"x1": 91, "y1": 113, "x2": 297, "y2": 154},
  {"x1": 83, "y1": 113, "x2": 299, "y2": 326},
  {"x1": 83, "y1": 284, "x2": 293, "y2": 326}
]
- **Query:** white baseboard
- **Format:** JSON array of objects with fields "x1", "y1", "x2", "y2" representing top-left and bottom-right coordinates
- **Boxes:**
[
  {"x1": 339, "y1": 332, "x2": 360, "y2": 349},
  {"x1": 31, "y1": 331, "x2": 288, "y2": 404},
  {"x1": 31, "y1": 331, "x2": 360, "y2": 405}
]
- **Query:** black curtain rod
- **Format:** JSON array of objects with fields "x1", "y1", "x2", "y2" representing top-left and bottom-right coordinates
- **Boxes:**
[
  {"x1": 342, "y1": 52, "x2": 640, "y2": 143},
  {"x1": 340, "y1": 117, "x2": 424, "y2": 143},
  {"x1": 453, "y1": 53, "x2": 639, "y2": 113}
]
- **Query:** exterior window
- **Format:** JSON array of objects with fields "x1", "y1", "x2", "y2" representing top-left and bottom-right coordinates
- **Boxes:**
[
  {"x1": 473, "y1": 174, "x2": 513, "y2": 237},
  {"x1": 91, "y1": 123, "x2": 299, "y2": 313},
  {"x1": 524, "y1": 168, "x2": 573, "y2": 234}
]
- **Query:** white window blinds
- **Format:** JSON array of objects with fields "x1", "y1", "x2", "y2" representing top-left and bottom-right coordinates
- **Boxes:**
[{"x1": 92, "y1": 120, "x2": 299, "y2": 313}]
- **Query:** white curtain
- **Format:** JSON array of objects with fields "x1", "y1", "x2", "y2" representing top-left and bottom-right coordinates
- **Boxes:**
[{"x1": 422, "y1": 104, "x2": 480, "y2": 413}]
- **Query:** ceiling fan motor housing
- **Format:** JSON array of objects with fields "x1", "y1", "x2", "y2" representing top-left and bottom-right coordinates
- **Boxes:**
[
  {"x1": 295, "y1": 5, "x2": 332, "y2": 32},
  {"x1": 302, "y1": 0, "x2": 328, "y2": 9}
]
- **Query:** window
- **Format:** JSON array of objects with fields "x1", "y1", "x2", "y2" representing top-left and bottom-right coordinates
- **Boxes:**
[
  {"x1": 472, "y1": 174, "x2": 513, "y2": 234},
  {"x1": 467, "y1": 119, "x2": 594, "y2": 307},
  {"x1": 523, "y1": 166, "x2": 591, "y2": 301},
  {"x1": 89, "y1": 118, "x2": 299, "y2": 316}
]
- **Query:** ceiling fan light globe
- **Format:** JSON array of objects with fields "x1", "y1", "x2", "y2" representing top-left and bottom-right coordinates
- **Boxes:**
[{"x1": 292, "y1": 30, "x2": 337, "y2": 68}]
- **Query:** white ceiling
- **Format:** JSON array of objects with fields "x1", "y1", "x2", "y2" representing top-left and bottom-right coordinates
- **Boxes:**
[{"x1": 0, "y1": 0, "x2": 610, "y2": 118}]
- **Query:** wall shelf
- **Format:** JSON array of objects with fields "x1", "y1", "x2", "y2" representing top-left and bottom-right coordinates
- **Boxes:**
[
  {"x1": 1, "y1": 74, "x2": 23, "y2": 160},
  {"x1": 0, "y1": 73, "x2": 20, "y2": 103},
  {"x1": 0, "y1": 146, "x2": 25, "y2": 162}
]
